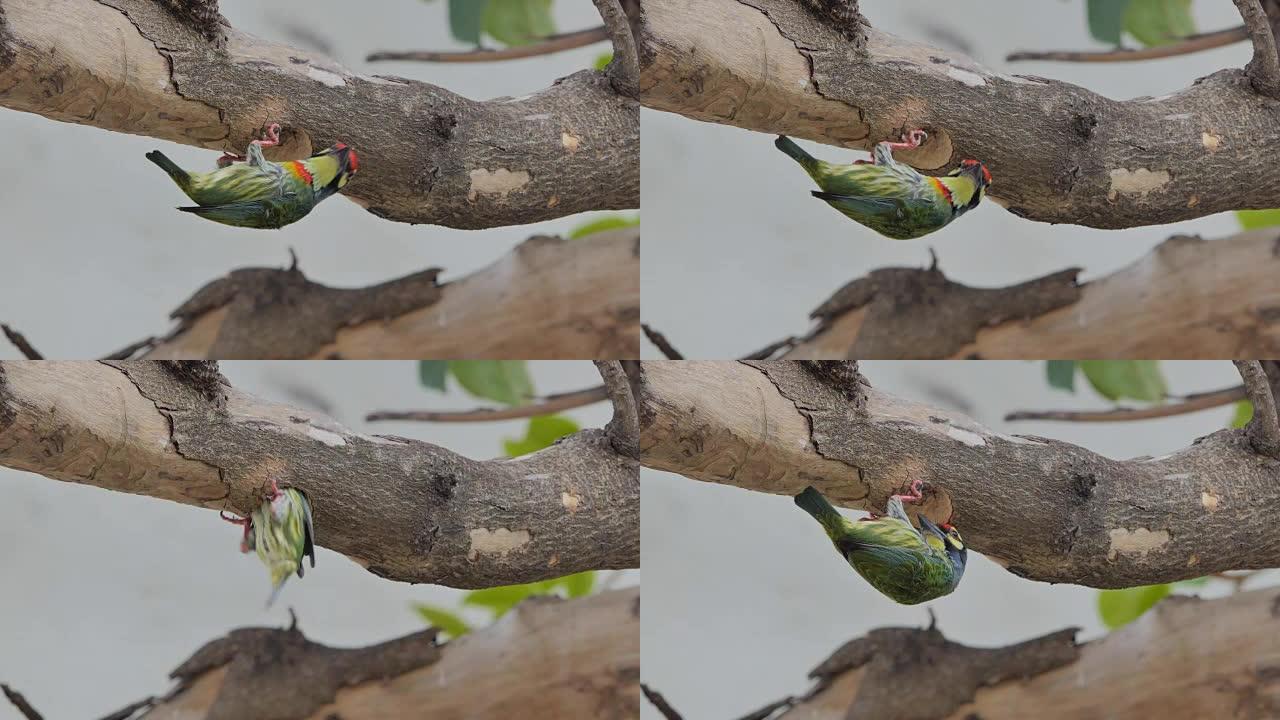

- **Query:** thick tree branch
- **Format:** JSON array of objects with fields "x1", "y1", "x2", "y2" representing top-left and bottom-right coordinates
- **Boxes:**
[
  {"x1": 634, "y1": 0, "x2": 1280, "y2": 228},
  {"x1": 636, "y1": 360, "x2": 1280, "y2": 588},
  {"x1": 17, "y1": 589, "x2": 639, "y2": 720},
  {"x1": 367, "y1": 27, "x2": 610, "y2": 63},
  {"x1": 777, "y1": 231, "x2": 1280, "y2": 359},
  {"x1": 740, "y1": 587, "x2": 1280, "y2": 720},
  {"x1": 124, "y1": 231, "x2": 637, "y2": 360},
  {"x1": 0, "y1": 0, "x2": 639, "y2": 228},
  {"x1": 0, "y1": 361, "x2": 640, "y2": 587},
  {"x1": 1005, "y1": 385, "x2": 1247, "y2": 423}
]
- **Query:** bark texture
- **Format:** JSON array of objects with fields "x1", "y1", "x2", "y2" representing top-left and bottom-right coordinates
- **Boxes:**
[
  {"x1": 636, "y1": 360, "x2": 1280, "y2": 588},
  {"x1": 86, "y1": 589, "x2": 638, "y2": 720},
  {"x1": 783, "y1": 230, "x2": 1280, "y2": 359},
  {"x1": 635, "y1": 0, "x2": 1280, "y2": 228},
  {"x1": 740, "y1": 587, "x2": 1280, "y2": 720},
  {"x1": 0, "y1": 0, "x2": 639, "y2": 228},
  {"x1": 0, "y1": 361, "x2": 640, "y2": 587},
  {"x1": 136, "y1": 230, "x2": 640, "y2": 360}
]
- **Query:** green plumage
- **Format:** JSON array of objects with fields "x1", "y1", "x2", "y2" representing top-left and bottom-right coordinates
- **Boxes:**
[
  {"x1": 775, "y1": 135, "x2": 990, "y2": 240},
  {"x1": 239, "y1": 487, "x2": 316, "y2": 606},
  {"x1": 794, "y1": 486, "x2": 966, "y2": 604},
  {"x1": 146, "y1": 140, "x2": 358, "y2": 229}
]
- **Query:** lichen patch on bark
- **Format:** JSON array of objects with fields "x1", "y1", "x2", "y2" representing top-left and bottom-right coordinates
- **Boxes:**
[
  {"x1": 468, "y1": 168, "x2": 532, "y2": 202},
  {"x1": 1107, "y1": 168, "x2": 1172, "y2": 200},
  {"x1": 468, "y1": 527, "x2": 532, "y2": 560},
  {"x1": 1107, "y1": 527, "x2": 1171, "y2": 560}
]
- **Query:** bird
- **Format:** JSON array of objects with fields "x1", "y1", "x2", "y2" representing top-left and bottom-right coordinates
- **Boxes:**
[
  {"x1": 774, "y1": 131, "x2": 991, "y2": 240},
  {"x1": 145, "y1": 123, "x2": 359, "y2": 229},
  {"x1": 793, "y1": 480, "x2": 967, "y2": 604},
  {"x1": 222, "y1": 478, "x2": 316, "y2": 607}
]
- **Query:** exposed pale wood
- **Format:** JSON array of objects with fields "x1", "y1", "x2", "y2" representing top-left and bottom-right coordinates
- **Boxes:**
[
  {"x1": 0, "y1": 361, "x2": 640, "y2": 587},
  {"x1": 635, "y1": 0, "x2": 1280, "y2": 228},
  {"x1": 636, "y1": 360, "x2": 1280, "y2": 587}
]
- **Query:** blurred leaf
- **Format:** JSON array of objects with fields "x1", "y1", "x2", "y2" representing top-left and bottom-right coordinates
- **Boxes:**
[
  {"x1": 483, "y1": 0, "x2": 556, "y2": 46},
  {"x1": 594, "y1": 51, "x2": 614, "y2": 71},
  {"x1": 558, "y1": 571, "x2": 595, "y2": 598},
  {"x1": 448, "y1": 0, "x2": 487, "y2": 45},
  {"x1": 567, "y1": 214, "x2": 640, "y2": 239},
  {"x1": 1046, "y1": 360, "x2": 1077, "y2": 393},
  {"x1": 503, "y1": 414, "x2": 581, "y2": 457},
  {"x1": 418, "y1": 361, "x2": 449, "y2": 392},
  {"x1": 1231, "y1": 400, "x2": 1254, "y2": 429},
  {"x1": 449, "y1": 361, "x2": 534, "y2": 406},
  {"x1": 414, "y1": 604, "x2": 471, "y2": 638},
  {"x1": 1097, "y1": 584, "x2": 1171, "y2": 629},
  {"x1": 1087, "y1": 0, "x2": 1130, "y2": 44},
  {"x1": 1174, "y1": 577, "x2": 1209, "y2": 589},
  {"x1": 1237, "y1": 209, "x2": 1280, "y2": 230},
  {"x1": 1124, "y1": 0, "x2": 1194, "y2": 46},
  {"x1": 1079, "y1": 360, "x2": 1166, "y2": 403},
  {"x1": 463, "y1": 581, "x2": 555, "y2": 616}
]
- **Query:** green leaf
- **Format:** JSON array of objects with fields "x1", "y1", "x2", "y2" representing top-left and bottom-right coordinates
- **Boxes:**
[
  {"x1": 1046, "y1": 360, "x2": 1077, "y2": 393},
  {"x1": 483, "y1": 0, "x2": 556, "y2": 46},
  {"x1": 1237, "y1": 209, "x2": 1280, "y2": 230},
  {"x1": 449, "y1": 361, "x2": 534, "y2": 406},
  {"x1": 558, "y1": 571, "x2": 595, "y2": 598},
  {"x1": 418, "y1": 361, "x2": 449, "y2": 392},
  {"x1": 1173, "y1": 576, "x2": 1209, "y2": 589},
  {"x1": 463, "y1": 581, "x2": 556, "y2": 616},
  {"x1": 1079, "y1": 361, "x2": 1167, "y2": 403},
  {"x1": 594, "y1": 52, "x2": 614, "y2": 71},
  {"x1": 1087, "y1": 0, "x2": 1130, "y2": 44},
  {"x1": 567, "y1": 214, "x2": 640, "y2": 239},
  {"x1": 503, "y1": 414, "x2": 581, "y2": 457},
  {"x1": 1231, "y1": 400, "x2": 1254, "y2": 429},
  {"x1": 1123, "y1": 0, "x2": 1194, "y2": 47},
  {"x1": 448, "y1": 0, "x2": 487, "y2": 45},
  {"x1": 413, "y1": 604, "x2": 471, "y2": 638},
  {"x1": 1097, "y1": 584, "x2": 1172, "y2": 629}
]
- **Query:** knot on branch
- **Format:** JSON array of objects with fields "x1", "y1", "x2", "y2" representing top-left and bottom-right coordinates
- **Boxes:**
[
  {"x1": 158, "y1": 0, "x2": 228, "y2": 46},
  {"x1": 795, "y1": 0, "x2": 868, "y2": 46},
  {"x1": 170, "y1": 263, "x2": 444, "y2": 359},
  {"x1": 158, "y1": 361, "x2": 228, "y2": 407},
  {"x1": 0, "y1": 4, "x2": 14, "y2": 71},
  {"x1": 810, "y1": 625, "x2": 1080, "y2": 719},
  {"x1": 170, "y1": 622, "x2": 441, "y2": 720},
  {"x1": 811, "y1": 265, "x2": 1082, "y2": 358},
  {"x1": 797, "y1": 361, "x2": 867, "y2": 407}
]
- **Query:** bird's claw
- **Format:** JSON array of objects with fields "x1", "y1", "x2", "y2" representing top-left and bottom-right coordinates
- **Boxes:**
[
  {"x1": 884, "y1": 129, "x2": 928, "y2": 153},
  {"x1": 891, "y1": 479, "x2": 926, "y2": 505}
]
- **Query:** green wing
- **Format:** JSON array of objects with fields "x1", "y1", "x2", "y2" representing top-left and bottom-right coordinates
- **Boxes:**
[{"x1": 178, "y1": 201, "x2": 277, "y2": 228}]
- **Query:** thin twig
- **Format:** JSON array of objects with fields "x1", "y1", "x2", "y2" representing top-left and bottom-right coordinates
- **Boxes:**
[
  {"x1": 595, "y1": 360, "x2": 639, "y2": 459},
  {"x1": 365, "y1": 385, "x2": 608, "y2": 422},
  {"x1": 641, "y1": 684, "x2": 685, "y2": 720},
  {"x1": 367, "y1": 27, "x2": 608, "y2": 63},
  {"x1": 736, "y1": 697, "x2": 801, "y2": 720},
  {"x1": 95, "y1": 696, "x2": 157, "y2": 720},
  {"x1": 1007, "y1": 26, "x2": 1247, "y2": 62},
  {"x1": 739, "y1": 336, "x2": 800, "y2": 360},
  {"x1": 100, "y1": 336, "x2": 159, "y2": 360},
  {"x1": 1, "y1": 324, "x2": 44, "y2": 360},
  {"x1": 1, "y1": 684, "x2": 44, "y2": 720},
  {"x1": 1005, "y1": 386, "x2": 1247, "y2": 423},
  {"x1": 642, "y1": 324, "x2": 684, "y2": 360},
  {"x1": 592, "y1": 0, "x2": 640, "y2": 96},
  {"x1": 1234, "y1": 0, "x2": 1280, "y2": 97},
  {"x1": 1234, "y1": 361, "x2": 1280, "y2": 458}
]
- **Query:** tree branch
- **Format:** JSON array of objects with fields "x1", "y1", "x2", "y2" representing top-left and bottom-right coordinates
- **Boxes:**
[
  {"x1": 366, "y1": 385, "x2": 610, "y2": 423},
  {"x1": 594, "y1": 0, "x2": 641, "y2": 97},
  {"x1": 0, "y1": 0, "x2": 638, "y2": 228},
  {"x1": 1, "y1": 684, "x2": 43, "y2": 720},
  {"x1": 742, "y1": 587, "x2": 1280, "y2": 720},
  {"x1": 1235, "y1": 0, "x2": 1280, "y2": 98},
  {"x1": 635, "y1": 360, "x2": 1280, "y2": 587},
  {"x1": 1005, "y1": 385, "x2": 1247, "y2": 423},
  {"x1": 367, "y1": 27, "x2": 610, "y2": 63},
  {"x1": 1007, "y1": 26, "x2": 1248, "y2": 63},
  {"x1": 642, "y1": 323, "x2": 685, "y2": 360},
  {"x1": 38, "y1": 589, "x2": 639, "y2": 720},
  {"x1": 634, "y1": 0, "x2": 1280, "y2": 228},
  {"x1": 1235, "y1": 360, "x2": 1280, "y2": 458},
  {"x1": 0, "y1": 324, "x2": 42, "y2": 360},
  {"x1": 775, "y1": 231, "x2": 1280, "y2": 359},
  {"x1": 118, "y1": 231, "x2": 637, "y2": 360},
  {"x1": 0, "y1": 361, "x2": 639, "y2": 587},
  {"x1": 596, "y1": 359, "x2": 640, "y2": 460}
]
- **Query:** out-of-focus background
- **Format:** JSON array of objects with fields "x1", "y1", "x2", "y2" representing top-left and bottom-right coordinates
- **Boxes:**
[
  {"x1": 0, "y1": 360, "x2": 636, "y2": 719},
  {"x1": 641, "y1": 0, "x2": 1253, "y2": 358},
  {"x1": 640, "y1": 360, "x2": 1280, "y2": 719},
  {"x1": 0, "y1": 0, "x2": 616, "y2": 359}
]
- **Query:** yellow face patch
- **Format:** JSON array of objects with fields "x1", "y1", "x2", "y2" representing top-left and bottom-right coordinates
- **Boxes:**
[{"x1": 945, "y1": 529, "x2": 965, "y2": 551}]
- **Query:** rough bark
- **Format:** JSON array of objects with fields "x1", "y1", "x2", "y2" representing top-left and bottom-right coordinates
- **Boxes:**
[
  {"x1": 780, "y1": 230, "x2": 1280, "y2": 359},
  {"x1": 0, "y1": 0, "x2": 639, "y2": 228},
  {"x1": 634, "y1": 0, "x2": 1280, "y2": 228},
  {"x1": 0, "y1": 361, "x2": 640, "y2": 588},
  {"x1": 635, "y1": 360, "x2": 1280, "y2": 588},
  {"x1": 45, "y1": 589, "x2": 637, "y2": 720},
  {"x1": 129, "y1": 230, "x2": 640, "y2": 360},
  {"x1": 738, "y1": 587, "x2": 1280, "y2": 720}
]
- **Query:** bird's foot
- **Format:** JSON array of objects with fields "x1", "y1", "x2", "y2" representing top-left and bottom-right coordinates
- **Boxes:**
[
  {"x1": 253, "y1": 123, "x2": 282, "y2": 150},
  {"x1": 891, "y1": 479, "x2": 926, "y2": 505},
  {"x1": 266, "y1": 477, "x2": 283, "y2": 501},
  {"x1": 216, "y1": 151, "x2": 243, "y2": 168},
  {"x1": 220, "y1": 510, "x2": 253, "y2": 552},
  {"x1": 884, "y1": 129, "x2": 927, "y2": 153},
  {"x1": 851, "y1": 158, "x2": 873, "y2": 165}
]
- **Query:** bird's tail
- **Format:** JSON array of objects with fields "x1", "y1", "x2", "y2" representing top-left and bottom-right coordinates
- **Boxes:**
[
  {"x1": 794, "y1": 486, "x2": 846, "y2": 536},
  {"x1": 145, "y1": 150, "x2": 191, "y2": 190},
  {"x1": 775, "y1": 135, "x2": 820, "y2": 173}
]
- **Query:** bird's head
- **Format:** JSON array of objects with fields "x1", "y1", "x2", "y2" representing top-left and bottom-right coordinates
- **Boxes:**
[
  {"x1": 919, "y1": 516, "x2": 969, "y2": 575},
  {"x1": 943, "y1": 159, "x2": 992, "y2": 214},
  {"x1": 307, "y1": 142, "x2": 360, "y2": 200}
]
